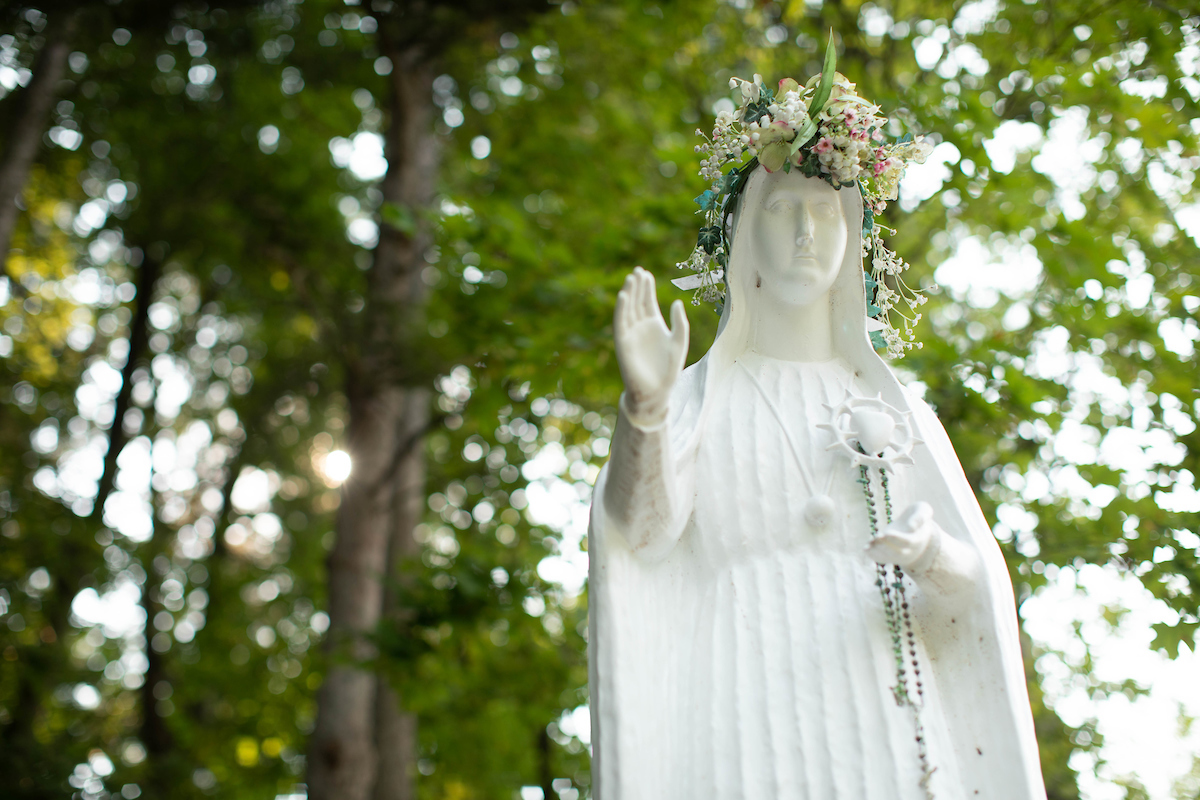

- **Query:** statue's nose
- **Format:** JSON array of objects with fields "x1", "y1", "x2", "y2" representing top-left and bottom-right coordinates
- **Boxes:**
[{"x1": 796, "y1": 216, "x2": 815, "y2": 246}]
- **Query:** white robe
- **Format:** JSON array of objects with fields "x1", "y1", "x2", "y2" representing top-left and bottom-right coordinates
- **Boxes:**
[
  {"x1": 685, "y1": 352, "x2": 959, "y2": 799},
  {"x1": 589, "y1": 168, "x2": 1046, "y2": 800},
  {"x1": 597, "y1": 353, "x2": 960, "y2": 799}
]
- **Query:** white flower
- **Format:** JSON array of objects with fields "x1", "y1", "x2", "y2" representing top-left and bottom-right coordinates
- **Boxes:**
[{"x1": 895, "y1": 136, "x2": 934, "y2": 164}]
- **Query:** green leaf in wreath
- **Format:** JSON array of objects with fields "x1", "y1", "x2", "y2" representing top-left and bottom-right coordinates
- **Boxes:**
[
  {"x1": 807, "y1": 32, "x2": 838, "y2": 118},
  {"x1": 698, "y1": 225, "x2": 722, "y2": 254},
  {"x1": 789, "y1": 118, "x2": 819, "y2": 156},
  {"x1": 694, "y1": 190, "x2": 718, "y2": 211}
]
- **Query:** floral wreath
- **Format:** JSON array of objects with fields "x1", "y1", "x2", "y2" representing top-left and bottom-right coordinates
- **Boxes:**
[{"x1": 673, "y1": 35, "x2": 933, "y2": 358}]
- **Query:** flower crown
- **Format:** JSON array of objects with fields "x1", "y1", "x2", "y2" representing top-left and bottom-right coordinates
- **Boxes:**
[{"x1": 672, "y1": 37, "x2": 933, "y2": 357}]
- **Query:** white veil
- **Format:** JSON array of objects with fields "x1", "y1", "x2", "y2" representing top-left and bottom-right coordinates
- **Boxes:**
[{"x1": 588, "y1": 167, "x2": 1047, "y2": 800}]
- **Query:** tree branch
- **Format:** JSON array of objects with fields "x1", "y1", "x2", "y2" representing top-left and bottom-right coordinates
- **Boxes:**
[
  {"x1": 0, "y1": 10, "x2": 75, "y2": 277},
  {"x1": 91, "y1": 252, "x2": 161, "y2": 522},
  {"x1": 366, "y1": 410, "x2": 444, "y2": 498},
  {"x1": 138, "y1": 488, "x2": 176, "y2": 796}
]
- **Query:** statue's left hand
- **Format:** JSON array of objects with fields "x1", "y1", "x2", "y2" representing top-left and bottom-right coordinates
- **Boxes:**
[{"x1": 865, "y1": 501, "x2": 936, "y2": 570}]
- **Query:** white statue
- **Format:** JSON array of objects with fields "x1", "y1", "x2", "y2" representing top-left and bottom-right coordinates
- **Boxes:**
[{"x1": 587, "y1": 165, "x2": 1048, "y2": 798}]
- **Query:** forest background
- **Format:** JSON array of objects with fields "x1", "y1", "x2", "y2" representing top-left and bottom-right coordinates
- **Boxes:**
[{"x1": 0, "y1": 0, "x2": 1198, "y2": 799}]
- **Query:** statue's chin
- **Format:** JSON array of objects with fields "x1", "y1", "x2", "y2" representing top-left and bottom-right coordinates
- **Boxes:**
[
  {"x1": 753, "y1": 260, "x2": 839, "y2": 308},
  {"x1": 757, "y1": 279, "x2": 835, "y2": 309}
]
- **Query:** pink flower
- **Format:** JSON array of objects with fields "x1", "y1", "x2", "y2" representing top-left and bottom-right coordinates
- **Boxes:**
[
  {"x1": 843, "y1": 107, "x2": 858, "y2": 124},
  {"x1": 814, "y1": 137, "x2": 834, "y2": 154},
  {"x1": 874, "y1": 160, "x2": 888, "y2": 176},
  {"x1": 871, "y1": 129, "x2": 884, "y2": 143}
]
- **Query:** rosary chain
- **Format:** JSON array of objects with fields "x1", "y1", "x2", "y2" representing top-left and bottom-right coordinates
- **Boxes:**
[{"x1": 860, "y1": 464, "x2": 934, "y2": 798}]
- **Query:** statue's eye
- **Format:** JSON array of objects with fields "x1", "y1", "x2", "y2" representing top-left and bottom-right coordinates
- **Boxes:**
[
  {"x1": 768, "y1": 200, "x2": 790, "y2": 213},
  {"x1": 814, "y1": 203, "x2": 836, "y2": 217}
]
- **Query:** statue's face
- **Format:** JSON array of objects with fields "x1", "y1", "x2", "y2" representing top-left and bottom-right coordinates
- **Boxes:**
[{"x1": 748, "y1": 170, "x2": 847, "y2": 307}]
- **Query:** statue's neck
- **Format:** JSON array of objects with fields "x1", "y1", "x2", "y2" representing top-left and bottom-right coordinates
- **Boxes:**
[{"x1": 746, "y1": 294, "x2": 833, "y2": 362}]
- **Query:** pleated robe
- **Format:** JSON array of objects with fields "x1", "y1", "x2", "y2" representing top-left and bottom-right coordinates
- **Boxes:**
[{"x1": 660, "y1": 352, "x2": 958, "y2": 800}]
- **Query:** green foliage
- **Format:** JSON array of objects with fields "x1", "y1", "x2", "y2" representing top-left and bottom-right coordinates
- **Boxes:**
[{"x1": 806, "y1": 30, "x2": 839, "y2": 120}]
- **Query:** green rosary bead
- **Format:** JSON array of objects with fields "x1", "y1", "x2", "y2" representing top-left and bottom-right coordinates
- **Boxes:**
[{"x1": 861, "y1": 462, "x2": 935, "y2": 799}]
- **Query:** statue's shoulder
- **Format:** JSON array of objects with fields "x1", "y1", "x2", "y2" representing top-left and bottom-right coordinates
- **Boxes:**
[
  {"x1": 898, "y1": 383, "x2": 967, "y2": 467},
  {"x1": 665, "y1": 357, "x2": 710, "y2": 447},
  {"x1": 900, "y1": 383, "x2": 945, "y2": 428},
  {"x1": 681, "y1": 357, "x2": 707, "y2": 380},
  {"x1": 675, "y1": 357, "x2": 709, "y2": 399},
  {"x1": 903, "y1": 385, "x2": 936, "y2": 415}
]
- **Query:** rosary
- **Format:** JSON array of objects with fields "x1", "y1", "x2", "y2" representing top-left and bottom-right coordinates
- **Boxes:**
[
  {"x1": 824, "y1": 392, "x2": 936, "y2": 797},
  {"x1": 859, "y1": 459, "x2": 935, "y2": 797}
]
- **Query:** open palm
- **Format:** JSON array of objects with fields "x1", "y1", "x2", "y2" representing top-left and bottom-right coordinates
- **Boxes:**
[{"x1": 614, "y1": 267, "x2": 689, "y2": 423}]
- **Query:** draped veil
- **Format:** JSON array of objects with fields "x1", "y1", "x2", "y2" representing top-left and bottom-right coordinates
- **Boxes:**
[{"x1": 588, "y1": 168, "x2": 1047, "y2": 800}]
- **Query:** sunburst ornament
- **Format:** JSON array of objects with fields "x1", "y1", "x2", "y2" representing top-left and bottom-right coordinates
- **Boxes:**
[{"x1": 820, "y1": 392, "x2": 921, "y2": 470}]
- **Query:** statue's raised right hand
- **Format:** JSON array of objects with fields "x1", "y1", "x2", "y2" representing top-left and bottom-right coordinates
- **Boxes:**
[{"x1": 614, "y1": 267, "x2": 689, "y2": 427}]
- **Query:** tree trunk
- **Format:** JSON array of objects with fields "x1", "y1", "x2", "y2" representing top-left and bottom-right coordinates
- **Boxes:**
[
  {"x1": 538, "y1": 726, "x2": 555, "y2": 800},
  {"x1": 132, "y1": 388, "x2": 174, "y2": 794},
  {"x1": 92, "y1": 251, "x2": 160, "y2": 521},
  {"x1": 373, "y1": 386, "x2": 428, "y2": 800},
  {"x1": 308, "y1": 41, "x2": 438, "y2": 800},
  {"x1": 0, "y1": 11, "x2": 75, "y2": 272},
  {"x1": 139, "y1": 543, "x2": 175, "y2": 796}
]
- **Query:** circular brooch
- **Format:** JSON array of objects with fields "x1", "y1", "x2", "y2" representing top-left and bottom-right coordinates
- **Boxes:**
[{"x1": 820, "y1": 392, "x2": 921, "y2": 470}]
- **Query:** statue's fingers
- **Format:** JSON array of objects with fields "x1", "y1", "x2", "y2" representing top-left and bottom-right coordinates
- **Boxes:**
[
  {"x1": 886, "y1": 531, "x2": 917, "y2": 548},
  {"x1": 638, "y1": 269, "x2": 658, "y2": 320},
  {"x1": 878, "y1": 528, "x2": 919, "y2": 550},
  {"x1": 614, "y1": 288, "x2": 630, "y2": 334},
  {"x1": 864, "y1": 539, "x2": 899, "y2": 565},
  {"x1": 669, "y1": 299, "x2": 689, "y2": 360},
  {"x1": 622, "y1": 271, "x2": 642, "y2": 320},
  {"x1": 897, "y1": 500, "x2": 933, "y2": 531},
  {"x1": 628, "y1": 271, "x2": 644, "y2": 320},
  {"x1": 866, "y1": 534, "x2": 911, "y2": 564}
]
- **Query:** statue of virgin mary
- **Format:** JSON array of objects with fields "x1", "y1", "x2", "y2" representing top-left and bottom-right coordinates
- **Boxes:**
[{"x1": 587, "y1": 90, "x2": 1048, "y2": 798}]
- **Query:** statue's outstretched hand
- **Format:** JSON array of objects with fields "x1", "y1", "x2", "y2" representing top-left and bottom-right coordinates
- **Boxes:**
[
  {"x1": 865, "y1": 501, "x2": 937, "y2": 570},
  {"x1": 614, "y1": 267, "x2": 689, "y2": 427}
]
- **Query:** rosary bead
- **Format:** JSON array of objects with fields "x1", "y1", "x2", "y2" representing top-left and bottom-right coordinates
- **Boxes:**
[{"x1": 864, "y1": 464, "x2": 934, "y2": 798}]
